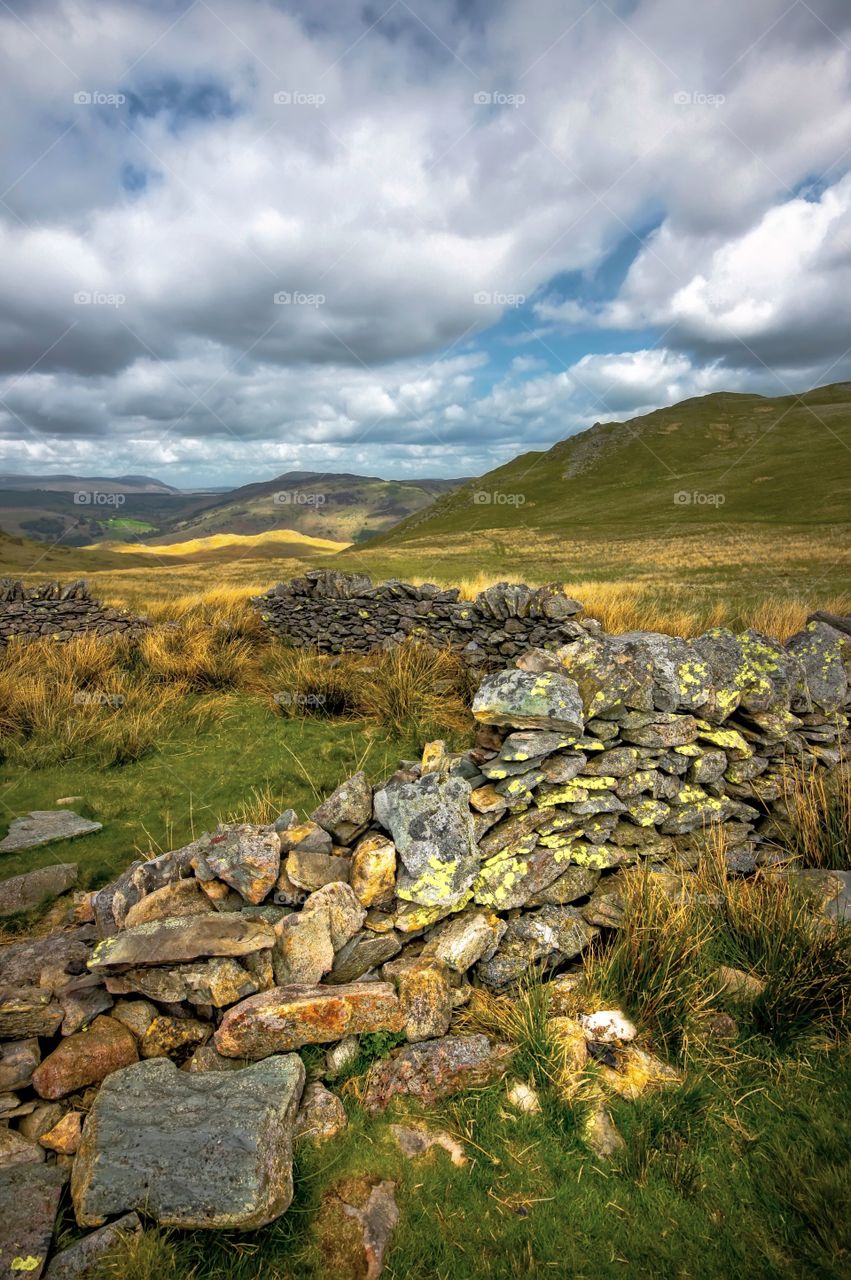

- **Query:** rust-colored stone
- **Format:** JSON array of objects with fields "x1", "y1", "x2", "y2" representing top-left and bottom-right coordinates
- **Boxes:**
[
  {"x1": 214, "y1": 982, "x2": 404, "y2": 1058},
  {"x1": 31, "y1": 1016, "x2": 138, "y2": 1099}
]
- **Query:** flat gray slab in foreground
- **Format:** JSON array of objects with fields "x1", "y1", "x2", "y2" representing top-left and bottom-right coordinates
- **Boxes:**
[{"x1": 0, "y1": 811, "x2": 101, "y2": 854}]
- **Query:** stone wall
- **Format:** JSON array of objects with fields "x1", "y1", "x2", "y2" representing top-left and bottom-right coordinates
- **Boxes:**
[
  {"x1": 0, "y1": 611, "x2": 848, "y2": 1252},
  {"x1": 0, "y1": 580, "x2": 149, "y2": 645},
  {"x1": 253, "y1": 570, "x2": 599, "y2": 665}
]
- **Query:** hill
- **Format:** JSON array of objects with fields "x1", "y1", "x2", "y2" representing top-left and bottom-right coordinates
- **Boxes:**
[
  {"x1": 367, "y1": 383, "x2": 851, "y2": 545},
  {"x1": 150, "y1": 471, "x2": 466, "y2": 546},
  {"x1": 0, "y1": 471, "x2": 464, "y2": 549},
  {"x1": 91, "y1": 528, "x2": 349, "y2": 561}
]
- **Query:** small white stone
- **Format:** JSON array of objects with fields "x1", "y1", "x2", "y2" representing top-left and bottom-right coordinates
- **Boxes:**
[
  {"x1": 579, "y1": 1010, "x2": 637, "y2": 1043},
  {"x1": 506, "y1": 1080, "x2": 541, "y2": 1113}
]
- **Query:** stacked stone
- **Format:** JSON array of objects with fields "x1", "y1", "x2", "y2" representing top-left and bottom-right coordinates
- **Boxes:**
[
  {"x1": 1, "y1": 612, "x2": 849, "y2": 1260},
  {"x1": 253, "y1": 570, "x2": 594, "y2": 665},
  {"x1": 0, "y1": 580, "x2": 150, "y2": 645}
]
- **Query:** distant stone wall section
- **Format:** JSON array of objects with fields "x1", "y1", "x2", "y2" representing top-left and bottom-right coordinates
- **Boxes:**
[
  {"x1": 0, "y1": 579, "x2": 149, "y2": 645},
  {"x1": 253, "y1": 570, "x2": 600, "y2": 664}
]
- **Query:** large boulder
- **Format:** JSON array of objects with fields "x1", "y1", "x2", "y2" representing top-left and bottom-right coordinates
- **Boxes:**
[
  {"x1": 472, "y1": 669, "x2": 584, "y2": 735},
  {"x1": 71, "y1": 1055, "x2": 305, "y2": 1229},
  {"x1": 374, "y1": 773, "x2": 478, "y2": 907},
  {"x1": 214, "y1": 982, "x2": 404, "y2": 1058}
]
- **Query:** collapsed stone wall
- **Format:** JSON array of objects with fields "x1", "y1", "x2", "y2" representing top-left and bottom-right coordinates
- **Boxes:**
[
  {"x1": 0, "y1": 580, "x2": 150, "y2": 645},
  {"x1": 253, "y1": 570, "x2": 597, "y2": 664},
  {"x1": 1, "y1": 610, "x2": 849, "y2": 1257}
]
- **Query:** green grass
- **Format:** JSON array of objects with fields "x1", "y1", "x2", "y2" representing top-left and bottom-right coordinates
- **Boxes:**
[
  {"x1": 87, "y1": 1045, "x2": 851, "y2": 1280},
  {"x1": 0, "y1": 695, "x2": 413, "y2": 887}
]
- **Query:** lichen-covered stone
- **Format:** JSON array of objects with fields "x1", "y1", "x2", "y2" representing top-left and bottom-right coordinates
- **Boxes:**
[
  {"x1": 202, "y1": 824, "x2": 280, "y2": 905},
  {"x1": 472, "y1": 669, "x2": 584, "y2": 735},
  {"x1": 786, "y1": 621, "x2": 848, "y2": 713},
  {"x1": 420, "y1": 910, "x2": 506, "y2": 972},
  {"x1": 349, "y1": 834, "x2": 397, "y2": 908},
  {"x1": 310, "y1": 771, "x2": 373, "y2": 844},
  {"x1": 71, "y1": 1055, "x2": 305, "y2": 1229},
  {"x1": 214, "y1": 983, "x2": 404, "y2": 1057},
  {"x1": 87, "y1": 913, "x2": 275, "y2": 971},
  {"x1": 286, "y1": 849, "x2": 351, "y2": 891},
  {"x1": 0, "y1": 1164, "x2": 65, "y2": 1279},
  {"x1": 374, "y1": 773, "x2": 478, "y2": 907},
  {"x1": 124, "y1": 879, "x2": 214, "y2": 928},
  {"x1": 387, "y1": 957, "x2": 452, "y2": 1042},
  {"x1": 140, "y1": 1016, "x2": 211, "y2": 1060},
  {"x1": 294, "y1": 1082, "x2": 348, "y2": 1146},
  {"x1": 106, "y1": 957, "x2": 258, "y2": 1008},
  {"x1": 476, "y1": 906, "x2": 597, "y2": 989}
]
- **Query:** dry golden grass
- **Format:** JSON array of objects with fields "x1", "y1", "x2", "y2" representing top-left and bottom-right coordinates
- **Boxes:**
[
  {"x1": 92, "y1": 528, "x2": 348, "y2": 556},
  {"x1": 783, "y1": 756, "x2": 851, "y2": 870}
]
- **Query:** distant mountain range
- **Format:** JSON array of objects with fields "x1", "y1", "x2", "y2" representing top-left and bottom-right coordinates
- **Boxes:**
[{"x1": 0, "y1": 469, "x2": 467, "y2": 547}]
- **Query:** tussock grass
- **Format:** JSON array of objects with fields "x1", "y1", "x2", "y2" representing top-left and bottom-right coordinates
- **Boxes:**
[
  {"x1": 138, "y1": 618, "x2": 259, "y2": 691},
  {"x1": 784, "y1": 757, "x2": 851, "y2": 870},
  {"x1": 265, "y1": 640, "x2": 472, "y2": 741}
]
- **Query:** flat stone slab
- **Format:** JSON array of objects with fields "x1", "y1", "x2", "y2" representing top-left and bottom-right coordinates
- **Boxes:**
[
  {"x1": 44, "y1": 1212, "x2": 141, "y2": 1279},
  {"x1": 0, "y1": 1164, "x2": 66, "y2": 1279},
  {"x1": 215, "y1": 982, "x2": 404, "y2": 1057},
  {"x1": 87, "y1": 912, "x2": 275, "y2": 971},
  {"x1": 71, "y1": 1055, "x2": 305, "y2": 1229},
  {"x1": 0, "y1": 864, "x2": 78, "y2": 918},
  {"x1": 0, "y1": 812, "x2": 101, "y2": 855}
]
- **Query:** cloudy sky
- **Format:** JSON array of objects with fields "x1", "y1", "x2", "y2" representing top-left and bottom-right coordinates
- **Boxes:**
[{"x1": 1, "y1": 0, "x2": 851, "y2": 486}]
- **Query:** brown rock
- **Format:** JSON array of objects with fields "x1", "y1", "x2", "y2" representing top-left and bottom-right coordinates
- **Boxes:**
[
  {"x1": 215, "y1": 982, "x2": 404, "y2": 1058},
  {"x1": 109, "y1": 998, "x2": 157, "y2": 1039},
  {"x1": 362, "y1": 1035, "x2": 513, "y2": 1112},
  {"x1": 714, "y1": 965, "x2": 766, "y2": 1007},
  {"x1": 287, "y1": 850, "x2": 351, "y2": 891},
  {"x1": 0, "y1": 989, "x2": 63, "y2": 1039},
  {"x1": 279, "y1": 820, "x2": 332, "y2": 856},
  {"x1": 32, "y1": 1016, "x2": 138, "y2": 1100},
  {"x1": 105, "y1": 957, "x2": 258, "y2": 1008},
  {"x1": 124, "y1": 878, "x2": 215, "y2": 928},
  {"x1": 389, "y1": 958, "x2": 452, "y2": 1043},
  {"x1": 86, "y1": 912, "x2": 275, "y2": 970},
  {"x1": 18, "y1": 1103, "x2": 66, "y2": 1144},
  {"x1": 201, "y1": 824, "x2": 281, "y2": 905}
]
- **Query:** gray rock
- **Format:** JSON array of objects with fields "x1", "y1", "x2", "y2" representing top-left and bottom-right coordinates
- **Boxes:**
[
  {"x1": 786, "y1": 621, "x2": 848, "y2": 713},
  {"x1": 0, "y1": 989, "x2": 64, "y2": 1039},
  {"x1": 0, "y1": 811, "x2": 100, "y2": 855},
  {"x1": 0, "y1": 928, "x2": 94, "y2": 993},
  {"x1": 374, "y1": 773, "x2": 478, "y2": 907},
  {"x1": 362, "y1": 1034, "x2": 513, "y2": 1111},
  {"x1": 476, "y1": 906, "x2": 597, "y2": 989},
  {"x1": 421, "y1": 911, "x2": 506, "y2": 971},
  {"x1": 0, "y1": 1038, "x2": 40, "y2": 1091},
  {"x1": 44, "y1": 1212, "x2": 142, "y2": 1279},
  {"x1": 71, "y1": 1055, "x2": 305, "y2": 1229},
  {"x1": 472, "y1": 669, "x2": 584, "y2": 735},
  {"x1": 0, "y1": 864, "x2": 78, "y2": 917},
  {"x1": 326, "y1": 930, "x2": 402, "y2": 984},
  {"x1": 87, "y1": 913, "x2": 275, "y2": 971},
  {"x1": 310, "y1": 771, "x2": 373, "y2": 844},
  {"x1": 0, "y1": 1127, "x2": 45, "y2": 1168},
  {"x1": 203, "y1": 824, "x2": 280, "y2": 905},
  {"x1": 0, "y1": 1164, "x2": 66, "y2": 1279}
]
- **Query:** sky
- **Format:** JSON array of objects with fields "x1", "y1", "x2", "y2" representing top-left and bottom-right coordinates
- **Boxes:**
[{"x1": 1, "y1": 0, "x2": 851, "y2": 486}]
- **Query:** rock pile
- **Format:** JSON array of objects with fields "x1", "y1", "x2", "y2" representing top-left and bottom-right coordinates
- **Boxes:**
[
  {"x1": 253, "y1": 570, "x2": 595, "y2": 665},
  {"x1": 0, "y1": 607, "x2": 849, "y2": 1271},
  {"x1": 0, "y1": 580, "x2": 149, "y2": 646}
]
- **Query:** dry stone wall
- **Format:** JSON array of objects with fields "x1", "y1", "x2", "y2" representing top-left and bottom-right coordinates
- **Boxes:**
[
  {"x1": 1, "y1": 607, "x2": 849, "y2": 1264},
  {"x1": 0, "y1": 580, "x2": 149, "y2": 645},
  {"x1": 253, "y1": 570, "x2": 596, "y2": 664}
]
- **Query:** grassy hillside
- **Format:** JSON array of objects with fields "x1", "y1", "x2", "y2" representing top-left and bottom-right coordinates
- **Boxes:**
[
  {"x1": 89, "y1": 528, "x2": 349, "y2": 560},
  {"x1": 154, "y1": 471, "x2": 465, "y2": 545}
]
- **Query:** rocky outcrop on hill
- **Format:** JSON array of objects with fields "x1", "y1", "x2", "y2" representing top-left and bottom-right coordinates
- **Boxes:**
[
  {"x1": 0, "y1": 605, "x2": 849, "y2": 1271},
  {"x1": 253, "y1": 570, "x2": 593, "y2": 664},
  {"x1": 0, "y1": 580, "x2": 149, "y2": 645}
]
